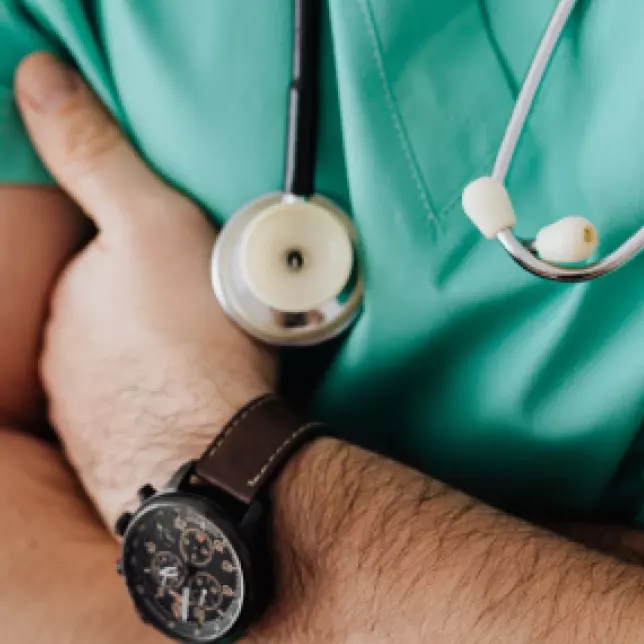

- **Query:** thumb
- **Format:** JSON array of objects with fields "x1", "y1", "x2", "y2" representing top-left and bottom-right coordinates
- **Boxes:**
[{"x1": 15, "y1": 52, "x2": 177, "y2": 233}]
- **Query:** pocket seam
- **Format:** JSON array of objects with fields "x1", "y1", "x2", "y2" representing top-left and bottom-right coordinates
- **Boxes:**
[
  {"x1": 437, "y1": 147, "x2": 499, "y2": 219},
  {"x1": 358, "y1": 0, "x2": 436, "y2": 222}
]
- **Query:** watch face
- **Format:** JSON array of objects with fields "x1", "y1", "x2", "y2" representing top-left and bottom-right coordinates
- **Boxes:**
[{"x1": 122, "y1": 496, "x2": 248, "y2": 642}]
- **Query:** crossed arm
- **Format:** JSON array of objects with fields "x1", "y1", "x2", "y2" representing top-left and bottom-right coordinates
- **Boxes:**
[
  {"x1": 1, "y1": 191, "x2": 642, "y2": 644},
  {"x1": 0, "y1": 429, "x2": 162, "y2": 643},
  {"x1": 5, "y1": 418, "x2": 644, "y2": 643},
  {"x1": 0, "y1": 184, "x2": 152, "y2": 641}
]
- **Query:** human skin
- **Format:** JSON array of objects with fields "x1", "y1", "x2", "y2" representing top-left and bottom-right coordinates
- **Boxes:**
[
  {"x1": 0, "y1": 185, "x2": 88, "y2": 431},
  {"x1": 0, "y1": 429, "x2": 163, "y2": 643},
  {"x1": 8, "y1": 52, "x2": 644, "y2": 643}
]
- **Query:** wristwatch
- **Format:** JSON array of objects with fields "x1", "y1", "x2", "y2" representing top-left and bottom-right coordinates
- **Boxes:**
[{"x1": 115, "y1": 394, "x2": 324, "y2": 643}]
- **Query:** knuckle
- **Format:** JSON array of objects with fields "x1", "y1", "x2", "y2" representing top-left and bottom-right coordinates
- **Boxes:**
[
  {"x1": 137, "y1": 190, "x2": 206, "y2": 232},
  {"x1": 58, "y1": 94, "x2": 124, "y2": 174},
  {"x1": 152, "y1": 190, "x2": 200, "y2": 219}
]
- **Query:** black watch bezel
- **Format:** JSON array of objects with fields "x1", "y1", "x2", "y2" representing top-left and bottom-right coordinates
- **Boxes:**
[{"x1": 120, "y1": 491, "x2": 266, "y2": 644}]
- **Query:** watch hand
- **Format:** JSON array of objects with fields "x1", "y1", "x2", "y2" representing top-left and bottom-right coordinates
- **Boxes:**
[
  {"x1": 181, "y1": 587, "x2": 190, "y2": 622},
  {"x1": 157, "y1": 577, "x2": 168, "y2": 598}
]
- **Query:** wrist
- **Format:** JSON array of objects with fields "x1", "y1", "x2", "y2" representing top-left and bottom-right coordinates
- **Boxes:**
[
  {"x1": 260, "y1": 437, "x2": 441, "y2": 641},
  {"x1": 271, "y1": 437, "x2": 349, "y2": 556},
  {"x1": 71, "y1": 343, "x2": 276, "y2": 529},
  {"x1": 251, "y1": 437, "x2": 362, "y2": 641}
]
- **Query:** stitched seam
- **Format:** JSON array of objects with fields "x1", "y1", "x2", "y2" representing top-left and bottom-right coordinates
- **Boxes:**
[
  {"x1": 358, "y1": 0, "x2": 436, "y2": 221},
  {"x1": 247, "y1": 422, "x2": 326, "y2": 487},
  {"x1": 205, "y1": 394, "x2": 278, "y2": 458}
]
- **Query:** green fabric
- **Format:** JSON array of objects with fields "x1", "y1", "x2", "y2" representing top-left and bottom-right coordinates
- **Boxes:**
[{"x1": 2, "y1": 0, "x2": 644, "y2": 523}]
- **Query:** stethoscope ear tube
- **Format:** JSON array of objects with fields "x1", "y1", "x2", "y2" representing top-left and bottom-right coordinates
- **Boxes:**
[
  {"x1": 463, "y1": 0, "x2": 644, "y2": 281},
  {"x1": 212, "y1": 0, "x2": 363, "y2": 346}
]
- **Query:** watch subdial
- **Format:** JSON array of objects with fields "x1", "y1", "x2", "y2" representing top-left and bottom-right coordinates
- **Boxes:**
[
  {"x1": 180, "y1": 528, "x2": 214, "y2": 567},
  {"x1": 189, "y1": 573, "x2": 224, "y2": 612},
  {"x1": 151, "y1": 551, "x2": 186, "y2": 591}
]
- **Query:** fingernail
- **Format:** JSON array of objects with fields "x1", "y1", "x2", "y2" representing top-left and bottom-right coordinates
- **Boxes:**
[{"x1": 17, "y1": 54, "x2": 79, "y2": 112}]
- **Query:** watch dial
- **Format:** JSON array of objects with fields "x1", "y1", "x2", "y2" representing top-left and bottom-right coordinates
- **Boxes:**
[{"x1": 122, "y1": 500, "x2": 245, "y2": 641}]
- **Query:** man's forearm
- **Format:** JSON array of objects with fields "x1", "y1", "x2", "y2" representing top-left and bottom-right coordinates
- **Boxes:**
[
  {"x1": 0, "y1": 429, "x2": 164, "y2": 644},
  {"x1": 256, "y1": 438, "x2": 644, "y2": 643}
]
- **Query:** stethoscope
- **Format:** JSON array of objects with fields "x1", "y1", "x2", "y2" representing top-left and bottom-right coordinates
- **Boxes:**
[
  {"x1": 212, "y1": 0, "x2": 363, "y2": 347},
  {"x1": 213, "y1": 0, "x2": 644, "y2": 348},
  {"x1": 464, "y1": 0, "x2": 644, "y2": 281}
]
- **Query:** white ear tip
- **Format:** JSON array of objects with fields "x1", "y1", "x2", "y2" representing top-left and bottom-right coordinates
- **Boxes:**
[
  {"x1": 462, "y1": 177, "x2": 517, "y2": 239},
  {"x1": 534, "y1": 217, "x2": 599, "y2": 263}
]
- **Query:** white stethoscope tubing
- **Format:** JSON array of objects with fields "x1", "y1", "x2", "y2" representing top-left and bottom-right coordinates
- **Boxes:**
[
  {"x1": 493, "y1": 0, "x2": 577, "y2": 184},
  {"x1": 465, "y1": 0, "x2": 644, "y2": 282}
]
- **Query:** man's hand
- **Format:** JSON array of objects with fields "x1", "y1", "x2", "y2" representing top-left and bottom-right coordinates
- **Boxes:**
[{"x1": 15, "y1": 53, "x2": 276, "y2": 527}]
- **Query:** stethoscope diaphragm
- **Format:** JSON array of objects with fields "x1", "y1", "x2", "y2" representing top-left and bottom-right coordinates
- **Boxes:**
[{"x1": 212, "y1": 193, "x2": 363, "y2": 346}]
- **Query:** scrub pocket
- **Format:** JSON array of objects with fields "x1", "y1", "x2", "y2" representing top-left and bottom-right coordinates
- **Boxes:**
[{"x1": 354, "y1": 0, "x2": 516, "y2": 221}]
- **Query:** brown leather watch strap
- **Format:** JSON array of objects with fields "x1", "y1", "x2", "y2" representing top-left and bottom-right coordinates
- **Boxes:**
[{"x1": 194, "y1": 395, "x2": 324, "y2": 505}]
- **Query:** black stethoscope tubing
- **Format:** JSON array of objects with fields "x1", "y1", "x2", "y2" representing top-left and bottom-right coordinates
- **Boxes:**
[{"x1": 284, "y1": 0, "x2": 322, "y2": 198}]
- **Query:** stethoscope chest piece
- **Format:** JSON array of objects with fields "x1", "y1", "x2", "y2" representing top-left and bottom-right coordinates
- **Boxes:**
[{"x1": 212, "y1": 193, "x2": 363, "y2": 346}]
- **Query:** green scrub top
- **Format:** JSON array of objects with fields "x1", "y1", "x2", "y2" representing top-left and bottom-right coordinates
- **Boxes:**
[{"x1": 3, "y1": 0, "x2": 644, "y2": 524}]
